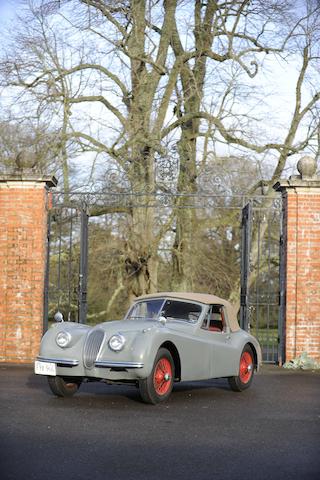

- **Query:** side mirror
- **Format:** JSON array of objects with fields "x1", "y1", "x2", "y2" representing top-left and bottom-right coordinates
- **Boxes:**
[
  {"x1": 158, "y1": 316, "x2": 167, "y2": 326},
  {"x1": 54, "y1": 311, "x2": 64, "y2": 323}
]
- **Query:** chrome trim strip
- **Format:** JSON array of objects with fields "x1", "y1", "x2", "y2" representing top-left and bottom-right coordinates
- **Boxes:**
[
  {"x1": 37, "y1": 356, "x2": 79, "y2": 366},
  {"x1": 95, "y1": 361, "x2": 144, "y2": 369}
]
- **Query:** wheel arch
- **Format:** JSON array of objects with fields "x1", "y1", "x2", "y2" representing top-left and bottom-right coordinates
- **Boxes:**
[
  {"x1": 246, "y1": 342, "x2": 258, "y2": 370},
  {"x1": 159, "y1": 341, "x2": 181, "y2": 381}
]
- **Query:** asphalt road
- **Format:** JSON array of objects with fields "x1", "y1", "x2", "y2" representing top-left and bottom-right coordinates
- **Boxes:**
[{"x1": 0, "y1": 364, "x2": 319, "y2": 480}]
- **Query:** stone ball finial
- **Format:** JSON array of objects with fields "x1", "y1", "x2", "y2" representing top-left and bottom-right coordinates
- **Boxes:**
[
  {"x1": 15, "y1": 150, "x2": 38, "y2": 171},
  {"x1": 297, "y1": 155, "x2": 317, "y2": 179}
]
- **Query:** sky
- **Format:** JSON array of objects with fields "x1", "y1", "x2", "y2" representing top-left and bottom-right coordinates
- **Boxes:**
[
  {"x1": 0, "y1": 0, "x2": 14, "y2": 19},
  {"x1": 0, "y1": 0, "x2": 22, "y2": 27}
]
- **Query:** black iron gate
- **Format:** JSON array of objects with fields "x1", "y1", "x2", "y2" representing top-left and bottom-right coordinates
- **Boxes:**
[
  {"x1": 240, "y1": 200, "x2": 283, "y2": 363},
  {"x1": 44, "y1": 193, "x2": 283, "y2": 363},
  {"x1": 43, "y1": 205, "x2": 89, "y2": 332}
]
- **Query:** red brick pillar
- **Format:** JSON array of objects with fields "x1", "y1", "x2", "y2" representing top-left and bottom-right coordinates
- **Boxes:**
[
  {"x1": 0, "y1": 173, "x2": 57, "y2": 363},
  {"x1": 274, "y1": 156, "x2": 320, "y2": 362}
]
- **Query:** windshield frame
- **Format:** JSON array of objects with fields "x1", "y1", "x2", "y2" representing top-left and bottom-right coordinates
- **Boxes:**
[
  {"x1": 125, "y1": 297, "x2": 205, "y2": 324},
  {"x1": 125, "y1": 298, "x2": 166, "y2": 322}
]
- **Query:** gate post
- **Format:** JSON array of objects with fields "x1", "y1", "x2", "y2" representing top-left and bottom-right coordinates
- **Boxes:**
[
  {"x1": 274, "y1": 156, "x2": 320, "y2": 363},
  {"x1": 78, "y1": 208, "x2": 89, "y2": 324},
  {"x1": 0, "y1": 172, "x2": 57, "y2": 363},
  {"x1": 240, "y1": 202, "x2": 252, "y2": 331}
]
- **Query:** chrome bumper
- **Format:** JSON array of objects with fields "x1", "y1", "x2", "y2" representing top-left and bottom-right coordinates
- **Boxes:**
[
  {"x1": 37, "y1": 356, "x2": 144, "y2": 369},
  {"x1": 95, "y1": 361, "x2": 144, "y2": 369},
  {"x1": 37, "y1": 356, "x2": 79, "y2": 367}
]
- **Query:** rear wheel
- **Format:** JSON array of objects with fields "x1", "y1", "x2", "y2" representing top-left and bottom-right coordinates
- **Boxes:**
[
  {"x1": 228, "y1": 345, "x2": 255, "y2": 392},
  {"x1": 47, "y1": 376, "x2": 82, "y2": 397},
  {"x1": 139, "y1": 348, "x2": 174, "y2": 404}
]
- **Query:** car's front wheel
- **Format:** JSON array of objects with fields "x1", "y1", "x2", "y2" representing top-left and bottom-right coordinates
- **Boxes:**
[
  {"x1": 139, "y1": 348, "x2": 175, "y2": 404},
  {"x1": 228, "y1": 345, "x2": 255, "y2": 392},
  {"x1": 47, "y1": 376, "x2": 82, "y2": 397}
]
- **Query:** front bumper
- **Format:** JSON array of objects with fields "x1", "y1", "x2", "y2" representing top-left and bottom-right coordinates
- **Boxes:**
[
  {"x1": 94, "y1": 360, "x2": 144, "y2": 369},
  {"x1": 37, "y1": 356, "x2": 79, "y2": 367},
  {"x1": 36, "y1": 356, "x2": 145, "y2": 381}
]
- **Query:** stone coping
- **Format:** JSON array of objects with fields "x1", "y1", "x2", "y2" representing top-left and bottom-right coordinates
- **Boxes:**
[
  {"x1": 0, "y1": 173, "x2": 58, "y2": 188},
  {"x1": 273, "y1": 177, "x2": 320, "y2": 192}
]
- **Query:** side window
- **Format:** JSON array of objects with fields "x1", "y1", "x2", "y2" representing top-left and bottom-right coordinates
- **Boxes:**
[
  {"x1": 204, "y1": 305, "x2": 225, "y2": 333},
  {"x1": 162, "y1": 300, "x2": 202, "y2": 323}
]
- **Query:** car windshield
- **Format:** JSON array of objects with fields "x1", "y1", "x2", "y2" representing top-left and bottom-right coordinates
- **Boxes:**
[
  {"x1": 161, "y1": 300, "x2": 202, "y2": 323},
  {"x1": 126, "y1": 299, "x2": 165, "y2": 321},
  {"x1": 126, "y1": 298, "x2": 203, "y2": 323}
]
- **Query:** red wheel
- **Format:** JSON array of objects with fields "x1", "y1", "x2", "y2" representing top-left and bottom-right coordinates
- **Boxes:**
[
  {"x1": 239, "y1": 351, "x2": 254, "y2": 384},
  {"x1": 153, "y1": 357, "x2": 173, "y2": 396},
  {"x1": 228, "y1": 345, "x2": 255, "y2": 392},
  {"x1": 139, "y1": 348, "x2": 175, "y2": 404}
]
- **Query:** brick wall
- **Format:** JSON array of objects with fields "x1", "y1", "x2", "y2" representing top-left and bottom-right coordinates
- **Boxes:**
[
  {"x1": 0, "y1": 177, "x2": 55, "y2": 363},
  {"x1": 280, "y1": 186, "x2": 320, "y2": 362}
]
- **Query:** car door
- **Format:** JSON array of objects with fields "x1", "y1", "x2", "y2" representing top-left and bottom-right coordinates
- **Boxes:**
[
  {"x1": 200, "y1": 305, "x2": 239, "y2": 378},
  {"x1": 160, "y1": 299, "x2": 213, "y2": 381}
]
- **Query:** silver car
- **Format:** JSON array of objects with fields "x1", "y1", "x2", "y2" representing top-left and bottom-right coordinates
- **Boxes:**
[{"x1": 35, "y1": 292, "x2": 262, "y2": 404}]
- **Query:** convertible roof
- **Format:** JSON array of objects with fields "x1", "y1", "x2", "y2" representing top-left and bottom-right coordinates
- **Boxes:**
[{"x1": 136, "y1": 292, "x2": 240, "y2": 332}]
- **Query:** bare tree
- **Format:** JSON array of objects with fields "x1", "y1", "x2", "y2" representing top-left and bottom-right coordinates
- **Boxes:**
[
  {"x1": 1, "y1": 0, "x2": 319, "y2": 304},
  {"x1": 166, "y1": 0, "x2": 320, "y2": 289}
]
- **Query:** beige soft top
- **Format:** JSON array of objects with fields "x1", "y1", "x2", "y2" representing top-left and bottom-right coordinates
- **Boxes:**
[{"x1": 136, "y1": 292, "x2": 240, "y2": 332}]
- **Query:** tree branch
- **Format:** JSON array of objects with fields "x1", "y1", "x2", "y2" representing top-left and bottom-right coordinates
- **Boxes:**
[
  {"x1": 80, "y1": 0, "x2": 128, "y2": 37},
  {"x1": 161, "y1": 111, "x2": 284, "y2": 153},
  {"x1": 68, "y1": 96, "x2": 126, "y2": 125},
  {"x1": 66, "y1": 130, "x2": 112, "y2": 153}
]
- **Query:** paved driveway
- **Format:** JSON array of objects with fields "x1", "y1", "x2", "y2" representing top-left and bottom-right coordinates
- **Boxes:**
[{"x1": 0, "y1": 364, "x2": 319, "y2": 480}]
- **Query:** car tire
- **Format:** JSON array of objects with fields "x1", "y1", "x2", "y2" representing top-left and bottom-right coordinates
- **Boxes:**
[
  {"x1": 139, "y1": 348, "x2": 175, "y2": 404},
  {"x1": 228, "y1": 345, "x2": 255, "y2": 392},
  {"x1": 47, "y1": 376, "x2": 82, "y2": 397}
]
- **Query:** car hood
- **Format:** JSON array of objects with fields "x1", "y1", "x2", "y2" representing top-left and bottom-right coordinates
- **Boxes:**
[
  {"x1": 96, "y1": 318, "x2": 195, "y2": 336},
  {"x1": 97, "y1": 319, "x2": 162, "y2": 334}
]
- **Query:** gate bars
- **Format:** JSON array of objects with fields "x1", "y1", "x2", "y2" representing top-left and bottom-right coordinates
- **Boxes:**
[
  {"x1": 240, "y1": 201, "x2": 284, "y2": 364},
  {"x1": 43, "y1": 205, "x2": 89, "y2": 332},
  {"x1": 44, "y1": 193, "x2": 283, "y2": 364}
]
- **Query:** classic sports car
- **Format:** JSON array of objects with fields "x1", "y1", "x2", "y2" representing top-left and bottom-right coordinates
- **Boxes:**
[{"x1": 35, "y1": 292, "x2": 262, "y2": 404}]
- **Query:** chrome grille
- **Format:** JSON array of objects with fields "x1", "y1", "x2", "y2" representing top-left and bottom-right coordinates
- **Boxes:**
[{"x1": 83, "y1": 329, "x2": 105, "y2": 369}]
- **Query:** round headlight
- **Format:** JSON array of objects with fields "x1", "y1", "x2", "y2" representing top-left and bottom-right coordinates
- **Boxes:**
[
  {"x1": 56, "y1": 331, "x2": 71, "y2": 348},
  {"x1": 108, "y1": 334, "x2": 126, "y2": 352}
]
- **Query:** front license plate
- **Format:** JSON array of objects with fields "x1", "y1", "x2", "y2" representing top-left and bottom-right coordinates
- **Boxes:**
[{"x1": 34, "y1": 361, "x2": 56, "y2": 376}]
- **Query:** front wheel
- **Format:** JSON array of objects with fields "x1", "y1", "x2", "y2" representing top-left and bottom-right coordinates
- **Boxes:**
[
  {"x1": 228, "y1": 345, "x2": 255, "y2": 392},
  {"x1": 139, "y1": 348, "x2": 175, "y2": 404},
  {"x1": 47, "y1": 376, "x2": 82, "y2": 397}
]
